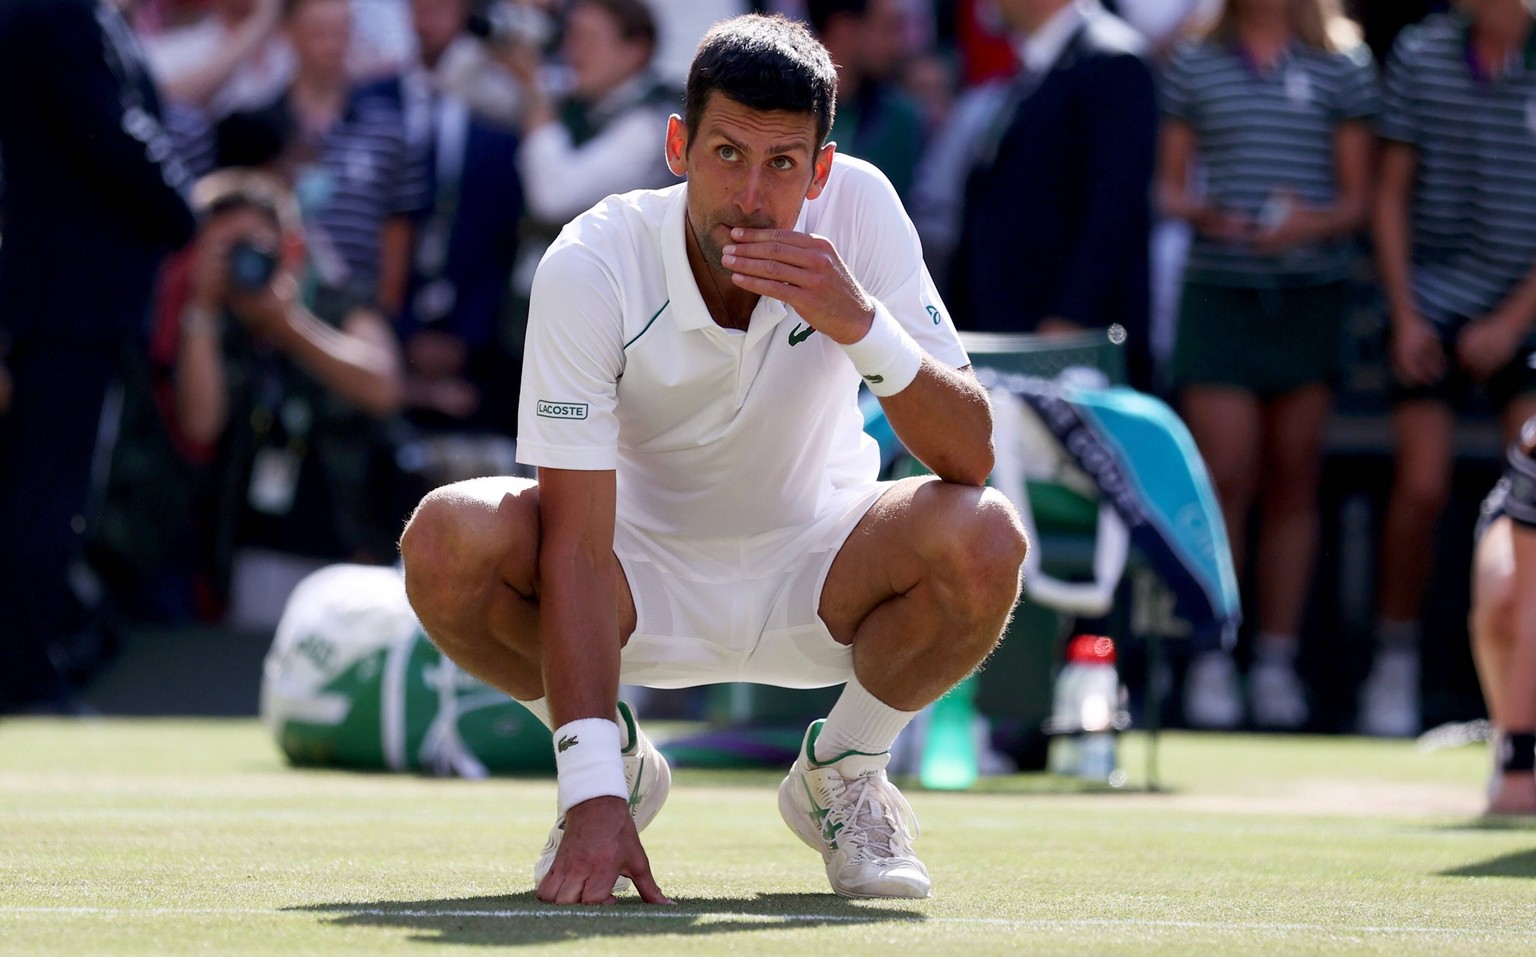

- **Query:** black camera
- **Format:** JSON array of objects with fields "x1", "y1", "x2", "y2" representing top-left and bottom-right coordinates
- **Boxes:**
[{"x1": 227, "y1": 240, "x2": 278, "y2": 291}]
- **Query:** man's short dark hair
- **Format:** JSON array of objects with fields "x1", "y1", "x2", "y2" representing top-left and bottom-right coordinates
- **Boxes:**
[
  {"x1": 805, "y1": 0, "x2": 869, "y2": 37},
  {"x1": 683, "y1": 14, "x2": 837, "y2": 148}
]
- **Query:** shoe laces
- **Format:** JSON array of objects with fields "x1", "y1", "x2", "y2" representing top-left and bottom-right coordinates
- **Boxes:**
[{"x1": 825, "y1": 771, "x2": 920, "y2": 865}]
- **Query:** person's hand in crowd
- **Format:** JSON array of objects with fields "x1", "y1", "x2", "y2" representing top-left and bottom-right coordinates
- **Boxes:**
[
  {"x1": 404, "y1": 329, "x2": 480, "y2": 418},
  {"x1": 1390, "y1": 309, "x2": 1447, "y2": 387},
  {"x1": 186, "y1": 216, "x2": 239, "y2": 315},
  {"x1": 226, "y1": 268, "x2": 300, "y2": 340},
  {"x1": 1251, "y1": 191, "x2": 1324, "y2": 256},
  {"x1": 1189, "y1": 203, "x2": 1254, "y2": 244},
  {"x1": 491, "y1": 35, "x2": 554, "y2": 131},
  {"x1": 1457, "y1": 311, "x2": 1529, "y2": 382}
]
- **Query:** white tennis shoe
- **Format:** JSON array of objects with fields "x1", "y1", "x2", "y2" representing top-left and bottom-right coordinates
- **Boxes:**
[{"x1": 778, "y1": 720, "x2": 931, "y2": 899}]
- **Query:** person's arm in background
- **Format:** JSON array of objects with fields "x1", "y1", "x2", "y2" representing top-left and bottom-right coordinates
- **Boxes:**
[
  {"x1": 229, "y1": 283, "x2": 405, "y2": 417},
  {"x1": 1375, "y1": 140, "x2": 1442, "y2": 386},
  {"x1": 517, "y1": 109, "x2": 669, "y2": 224},
  {"x1": 149, "y1": 0, "x2": 282, "y2": 109},
  {"x1": 31, "y1": 0, "x2": 195, "y2": 249},
  {"x1": 502, "y1": 43, "x2": 669, "y2": 224},
  {"x1": 176, "y1": 225, "x2": 237, "y2": 447},
  {"x1": 1252, "y1": 50, "x2": 1379, "y2": 256},
  {"x1": 1155, "y1": 42, "x2": 1254, "y2": 242},
  {"x1": 376, "y1": 215, "x2": 414, "y2": 316},
  {"x1": 377, "y1": 95, "x2": 432, "y2": 316},
  {"x1": 1373, "y1": 30, "x2": 1442, "y2": 388},
  {"x1": 1457, "y1": 260, "x2": 1536, "y2": 383},
  {"x1": 1250, "y1": 120, "x2": 1373, "y2": 255}
]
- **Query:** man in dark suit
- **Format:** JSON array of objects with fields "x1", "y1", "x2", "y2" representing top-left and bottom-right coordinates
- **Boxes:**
[
  {"x1": 947, "y1": 0, "x2": 1157, "y2": 388},
  {"x1": 379, "y1": 0, "x2": 526, "y2": 440},
  {"x1": 0, "y1": 0, "x2": 197, "y2": 710}
]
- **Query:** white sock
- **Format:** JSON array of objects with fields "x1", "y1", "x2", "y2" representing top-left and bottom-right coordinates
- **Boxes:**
[
  {"x1": 814, "y1": 677, "x2": 920, "y2": 760},
  {"x1": 515, "y1": 697, "x2": 634, "y2": 750}
]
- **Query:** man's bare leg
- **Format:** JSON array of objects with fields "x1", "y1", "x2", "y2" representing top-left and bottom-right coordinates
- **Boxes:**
[
  {"x1": 820, "y1": 476, "x2": 1028, "y2": 717},
  {"x1": 777, "y1": 477, "x2": 1027, "y2": 899},
  {"x1": 400, "y1": 479, "x2": 666, "y2": 903},
  {"x1": 399, "y1": 476, "x2": 638, "y2": 702}
]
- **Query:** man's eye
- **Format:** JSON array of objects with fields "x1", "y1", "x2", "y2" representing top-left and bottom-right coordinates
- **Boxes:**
[
  {"x1": 718, "y1": 146, "x2": 738, "y2": 161},
  {"x1": 770, "y1": 156, "x2": 794, "y2": 170}
]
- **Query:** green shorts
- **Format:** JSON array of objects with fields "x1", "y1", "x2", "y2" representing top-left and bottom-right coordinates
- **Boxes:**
[{"x1": 1170, "y1": 280, "x2": 1347, "y2": 398}]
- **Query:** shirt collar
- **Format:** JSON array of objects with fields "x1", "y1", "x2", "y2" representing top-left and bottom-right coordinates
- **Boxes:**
[{"x1": 1017, "y1": 0, "x2": 1096, "y2": 75}]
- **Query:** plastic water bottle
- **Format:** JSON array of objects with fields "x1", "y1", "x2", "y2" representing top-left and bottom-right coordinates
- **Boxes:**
[{"x1": 1048, "y1": 634, "x2": 1123, "y2": 783}]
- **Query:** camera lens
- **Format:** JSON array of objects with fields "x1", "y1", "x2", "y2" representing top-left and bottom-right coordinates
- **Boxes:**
[{"x1": 227, "y1": 241, "x2": 278, "y2": 290}]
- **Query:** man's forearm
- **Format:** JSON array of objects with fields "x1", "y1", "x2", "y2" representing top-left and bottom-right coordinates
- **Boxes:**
[
  {"x1": 877, "y1": 363, "x2": 994, "y2": 486},
  {"x1": 537, "y1": 541, "x2": 622, "y2": 728}
]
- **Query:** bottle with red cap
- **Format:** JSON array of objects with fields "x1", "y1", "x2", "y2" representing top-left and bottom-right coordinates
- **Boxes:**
[{"x1": 1047, "y1": 634, "x2": 1126, "y2": 783}]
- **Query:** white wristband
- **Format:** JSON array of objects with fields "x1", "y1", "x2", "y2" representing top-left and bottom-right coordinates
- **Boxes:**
[
  {"x1": 553, "y1": 718, "x2": 627, "y2": 815},
  {"x1": 840, "y1": 304, "x2": 924, "y2": 397}
]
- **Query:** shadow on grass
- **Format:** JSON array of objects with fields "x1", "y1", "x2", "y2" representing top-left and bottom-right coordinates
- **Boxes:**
[
  {"x1": 287, "y1": 892, "x2": 922, "y2": 945},
  {"x1": 1440, "y1": 848, "x2": 1536, "y2": 879}
]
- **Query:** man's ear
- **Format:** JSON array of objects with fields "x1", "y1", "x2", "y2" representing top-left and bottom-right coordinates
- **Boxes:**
[
  {"x1": 804, "y1": 142, "x2": 836, "y2": 201},
  {"x1": 664, "y1": 114, "x2": 688, "y2": 177}
]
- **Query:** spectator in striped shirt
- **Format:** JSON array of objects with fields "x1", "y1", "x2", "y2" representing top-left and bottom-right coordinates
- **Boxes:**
[
  {"x1": 224, "y1": 0, "x2": 431, "y2": 317},
  {"x1": 1368, "y1": 0, "x2": 1536, "y2": 739},
  {"x1": 1157, "y1": 0, "x2": 1377, "y2": 732}
]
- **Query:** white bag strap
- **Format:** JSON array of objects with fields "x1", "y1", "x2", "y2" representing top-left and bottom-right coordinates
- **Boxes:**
[
  {"x1": 990, "y1": 386, "x2": 1130, "y2": 616},
  {"x1": 418, "y1": 652, "x2": 490, "y2": 780}
]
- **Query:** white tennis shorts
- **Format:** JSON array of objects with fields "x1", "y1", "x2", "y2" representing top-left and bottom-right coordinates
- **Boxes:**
[{"x1": 614, "y1": 482, "x2": 890, "y2": 689}]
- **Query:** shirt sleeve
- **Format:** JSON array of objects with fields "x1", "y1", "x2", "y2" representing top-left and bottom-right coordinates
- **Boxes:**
[
  {"x1": 1158, "y1": 43, "x2": 1200, "y2": 125},
  {"x1": 831, "y1": 158, "x2": 970, "y2": 371},
  {"x1": 386, "y1": 106, "x2": 432, "y2": 217},
  {"x1": 515, "y1": 237, "x2": 627, "y2": 471},
  {"x1": 1330, "y1": 45, "x2": 1381, "y2": 123},
  {"x1": 1377, "y1": 27, "x2": 1422, "y2": 145}
]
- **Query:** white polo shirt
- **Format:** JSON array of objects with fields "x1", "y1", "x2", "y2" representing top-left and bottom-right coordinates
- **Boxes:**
[{"x1": 516, "y1": 154, "x2": 969, "y2": 541}]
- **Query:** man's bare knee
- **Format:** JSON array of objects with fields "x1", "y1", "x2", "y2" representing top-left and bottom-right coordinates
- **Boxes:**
[
  {"x1": 399, "y1": 480, "x2": 539, "y2": 633},
  {"x1": 399, "y1": 491, "x2": 464, "y2": 628},
  {"x1": 928, "y1": 484, "x2": 1028, "y2": 626}
]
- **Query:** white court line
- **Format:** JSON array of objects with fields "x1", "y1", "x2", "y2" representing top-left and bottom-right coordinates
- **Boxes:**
[{"x1": 2, "y1": 907, "x2": 1532, "y2": 937}]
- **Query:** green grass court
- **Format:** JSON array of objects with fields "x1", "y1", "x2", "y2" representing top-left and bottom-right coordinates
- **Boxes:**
[{"x1": 3, "y1": 719, "x2": 1535, "y2": 956}]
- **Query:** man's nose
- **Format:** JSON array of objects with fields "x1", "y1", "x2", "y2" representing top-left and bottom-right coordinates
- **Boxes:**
[{"x1": 734, "y1": 168, "x2": 764, "y2": 216}]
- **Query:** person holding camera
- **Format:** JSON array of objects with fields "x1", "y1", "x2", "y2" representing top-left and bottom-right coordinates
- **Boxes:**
[{"x1": 171, "y1": 169, "x2": 404, "y2": 628}]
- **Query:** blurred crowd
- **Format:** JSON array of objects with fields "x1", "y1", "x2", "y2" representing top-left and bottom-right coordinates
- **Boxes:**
[{"x1": 0, "y1": 0, "x2": 1526, "y2": 743}]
